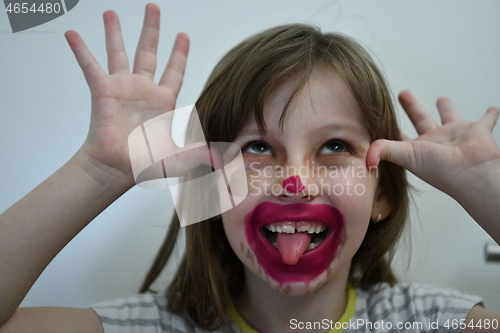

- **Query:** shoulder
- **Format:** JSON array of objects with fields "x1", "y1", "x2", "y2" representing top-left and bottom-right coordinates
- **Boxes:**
[
  {"x1": 89, "y1": 293, "x2": 232, "y2": 333},
  {"x1": 352, "y1": 283, "x2": 483, "y2": 332},
  {"x1": 356, "y1": 282, "x2": 483, "y2": 310}
]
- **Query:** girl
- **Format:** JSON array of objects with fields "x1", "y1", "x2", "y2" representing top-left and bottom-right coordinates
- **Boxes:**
[{"x1": 1, "y1": 3, "x2": 499, "y2": 333}]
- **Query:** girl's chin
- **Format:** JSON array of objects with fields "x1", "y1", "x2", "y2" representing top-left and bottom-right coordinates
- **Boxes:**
[{"x1": 257, "y1": 268, "x2": 331, "y2": 296}]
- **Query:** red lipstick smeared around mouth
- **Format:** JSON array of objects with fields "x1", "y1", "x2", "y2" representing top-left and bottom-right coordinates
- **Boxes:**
[{"x1": 244, "y1": 202, "x2": 344, "y2": 285}]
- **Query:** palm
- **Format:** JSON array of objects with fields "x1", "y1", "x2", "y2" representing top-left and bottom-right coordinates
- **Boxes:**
[
  {"x1": 88, "y1": 74, "x2": 175, "y2": 169},
  {"x1": 409, "y1": 118, "x2": 499, "y2": 195}
]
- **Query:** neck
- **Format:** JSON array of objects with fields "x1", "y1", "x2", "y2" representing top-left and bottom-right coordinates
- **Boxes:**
[{"x1": 235, "y1": 266, "x2": 350, "y2": 333}]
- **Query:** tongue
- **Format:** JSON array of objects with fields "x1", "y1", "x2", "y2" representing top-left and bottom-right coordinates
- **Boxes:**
[{"x1": 276, "y1": 232, "x2": 312, "y2": 265}]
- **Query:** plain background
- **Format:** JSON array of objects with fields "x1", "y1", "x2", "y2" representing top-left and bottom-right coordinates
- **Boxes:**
[{"x1": 1, "y1": 0, "x2": 499, "y2": 312}]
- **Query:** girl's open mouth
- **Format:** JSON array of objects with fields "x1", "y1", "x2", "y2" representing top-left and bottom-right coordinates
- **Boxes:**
[
  {"x1": 262, "y1": 221, "x2": 329, "y2": 265},
  {"x1": 245, "y1": 202, "x2": 344, "y2": 285}
]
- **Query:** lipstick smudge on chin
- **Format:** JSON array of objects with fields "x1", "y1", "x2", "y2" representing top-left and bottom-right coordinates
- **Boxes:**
[{"x1": 244, "y1": 202, "x2": 344, "y2": 285}]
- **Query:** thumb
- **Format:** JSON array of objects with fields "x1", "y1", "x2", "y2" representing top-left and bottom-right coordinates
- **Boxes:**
[{"x1": 367, "y1": 139, "x2": 417, "y2": 171}]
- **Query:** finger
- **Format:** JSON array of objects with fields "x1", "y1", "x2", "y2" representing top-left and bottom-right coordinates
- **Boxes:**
[
  {"x1": 366, "y1": 139, "x2": 417, "y2": 172},
  {"x1": 159, "y1": 32, "x2": 190, "y2": 96},
  {"x1": 399, "y1": 90, "x2": 438, "y2": 135},
  {"x1": 103, "y1": 10, "x2": 130, "y2": 74},
  {"x1": 133, "y1": 3, "x2": 160, "y2": 79},
  {"x1": 436, "y1": 96, "x2": 461, "y2": 124},
  {"x1": 65, "y1": 30, "x2": 106, "y2": 87},
  {"x1": 479, "y1": 106, "x2": 500, "y2": 132}
]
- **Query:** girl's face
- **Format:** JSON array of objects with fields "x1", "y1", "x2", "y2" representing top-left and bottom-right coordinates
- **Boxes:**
[{"x1": 221, "y1": 67, "x2": 390, "y2": 295}]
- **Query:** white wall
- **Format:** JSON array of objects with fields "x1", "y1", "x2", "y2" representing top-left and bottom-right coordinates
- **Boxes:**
[{"x1": 1, "y1": 0, "x2": 499, "y2": 312}]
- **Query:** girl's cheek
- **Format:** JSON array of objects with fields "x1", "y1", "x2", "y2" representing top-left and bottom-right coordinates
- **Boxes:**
[
  {"x1": 243, "y1": 153, "x2": 276, "y2": 169},
  {"x1": 318, "y1": 172, "x2": 377, "y2": 198},
  {"x1": 317, "y1": 154, "x2": 359, "y2": 169},
  {"x1": 297, "y1": 156, "x2": 377, "y2": 200},
  {"x1": 243, "y1": 155, "x2": 281, "y2": 196}
]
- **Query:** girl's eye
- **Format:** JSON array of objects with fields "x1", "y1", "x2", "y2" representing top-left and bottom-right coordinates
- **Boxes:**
[
  {"x1": 243, "y1": 141, "x2": 273, "y2": 155},
  {"x1": 319, "y1": 140, "x2": 350, "y2": 154}
]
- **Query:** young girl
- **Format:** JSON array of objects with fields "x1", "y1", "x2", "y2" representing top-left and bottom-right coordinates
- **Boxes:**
[{"x1": 1, "y1": 3, "x2": 499, "y2": 333}]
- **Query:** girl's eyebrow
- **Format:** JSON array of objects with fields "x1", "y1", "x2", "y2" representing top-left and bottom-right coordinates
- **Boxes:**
[
  {"x1": 314, "y1": 123, "x2": 369, "y2": 139},
  {"x1": 236, "y1": 127, "x2": 262, "y2": 138}
]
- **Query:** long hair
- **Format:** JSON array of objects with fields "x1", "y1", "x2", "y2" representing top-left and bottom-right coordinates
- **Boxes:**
[{"x1": 140, "y1": 23, "x2": 409, "y2": 330}]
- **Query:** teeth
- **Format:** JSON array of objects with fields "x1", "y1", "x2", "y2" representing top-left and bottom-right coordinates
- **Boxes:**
[
  {"x1": 266, "y1": 225, "x2": 276, "y2": 232},
  {"x1": 264, "y1": 222, "x2": 326, "y2": 234},
  {"x1": 264, "y1": 222, "x2": 329, "y2": 251},
  {"x1": 297, "y1": 226, "x2": 309, "y2": 232},
  {"x1": 307, "y1": 242, "x2": 319, "y2": 250}
]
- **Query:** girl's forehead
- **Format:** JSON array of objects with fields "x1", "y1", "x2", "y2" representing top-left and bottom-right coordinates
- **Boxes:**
[{"x1": 238, "y1": 68, "x2": 369, "y2": 140}]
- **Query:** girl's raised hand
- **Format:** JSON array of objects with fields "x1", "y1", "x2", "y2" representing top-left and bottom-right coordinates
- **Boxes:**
[
  {"x1": 65, "y1": 4, "x2": 203, "y2": 189},
  {"x1": 368, "y1": 91, "x2": 500, "y2": 198},
  {"x1": 367, "y1": 91, "x2": 500, "y2": 239}
]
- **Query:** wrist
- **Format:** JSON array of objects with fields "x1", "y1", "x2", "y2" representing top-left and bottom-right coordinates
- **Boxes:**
[
  {"x1": 73, "y1": 145, "x2": 135, "y2": 196},
  {"x1": 453, "y1": 167, "x2": 500, "y2": 243},
  {"x1": 452, "y1": 162, "x2": 500, "y2": 204}
]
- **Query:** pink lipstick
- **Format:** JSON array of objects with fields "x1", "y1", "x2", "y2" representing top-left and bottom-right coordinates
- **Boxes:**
[{"x1": 244, "y1": 202, "x2": 344, "y2": 285}]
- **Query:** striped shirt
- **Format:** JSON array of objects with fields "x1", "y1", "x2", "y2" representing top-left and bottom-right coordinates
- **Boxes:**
[{"x1": 90, "y1": 283, "x2": 482, "y2": 332}]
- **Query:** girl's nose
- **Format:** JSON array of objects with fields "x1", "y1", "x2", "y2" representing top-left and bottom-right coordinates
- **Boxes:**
[
  {"x1": 279, "y1": 174, "x2": 317, "y2": 201},
  {"x1": 282, "y1": 175, "x2": 305, "y2": 194}
]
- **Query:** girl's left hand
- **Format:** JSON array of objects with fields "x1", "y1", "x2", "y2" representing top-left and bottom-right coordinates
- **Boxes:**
[{"x1": 367, "y1": 90, "x2": 500, "y2": 210}]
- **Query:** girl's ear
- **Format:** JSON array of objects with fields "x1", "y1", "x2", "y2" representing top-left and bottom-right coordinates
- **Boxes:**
[{"x1": 371, "y1": 185, "x2": 391, "y2": 223}]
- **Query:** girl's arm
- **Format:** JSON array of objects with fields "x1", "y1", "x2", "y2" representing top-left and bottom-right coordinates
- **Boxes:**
[
  {"x1": 367, "y1": 91, "x2": 500, "y2": 243},
  {"x1": 0, "y1": 4, "x2": 205, "y2": 331},
  {"x1": 0, "y1": 148, "x2": 129, "y2": 331},
  {"x1": 367, "y1": 91, "x2": 500, "y2": 329}
]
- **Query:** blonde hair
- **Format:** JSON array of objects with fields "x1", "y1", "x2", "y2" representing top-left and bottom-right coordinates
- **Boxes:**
[{"x1": 140, "y1": 23, "x2": 409, "y2": 330}]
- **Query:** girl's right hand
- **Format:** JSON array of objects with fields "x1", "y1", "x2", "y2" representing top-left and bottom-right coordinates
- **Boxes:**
[{"x1": 65, "y1": 4, "x2": 207, "y2": 189}]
